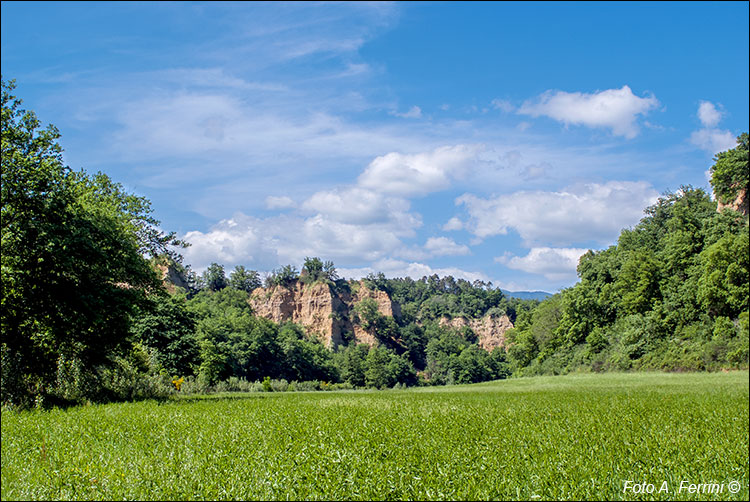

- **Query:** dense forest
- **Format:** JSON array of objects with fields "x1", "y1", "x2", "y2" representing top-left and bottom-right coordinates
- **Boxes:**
[
  {"x1": 506, "y1": 134, "x2": 748, "y2": 375},
  {"x1": 1, "y1": 78, "x2": 748, "y2": 409}
]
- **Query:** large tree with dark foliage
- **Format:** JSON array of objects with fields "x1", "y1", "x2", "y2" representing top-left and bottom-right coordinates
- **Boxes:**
[{"x1": 1, "y1": 79, "x2": 183, "y2": 406}]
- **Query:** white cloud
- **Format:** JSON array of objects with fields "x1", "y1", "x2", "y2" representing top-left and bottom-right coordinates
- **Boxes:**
[
  {"x1": 424, "y1": 236, "x2": 470, "y2": 257},
  {"x1": 265, "y1": 195, "x2": 296, "y2": 209},
  {"x1": 697, "y1": 100, "x2": 723, "y2": 127},
  {"x1": 496, "y1": 247, "x2": 589, "y2": 281},
  {"x1": 518, "y1": 85, "x2": 660, "y2": 138},
  {"x1": 690, "y1": 128, "x2": 736, "y2": 154},
  {"x1": 690, "y1": 101, "x2": 736, "y2": 154},
  {"x1": 181, "y1": 214, "x2": 280, "y2": 272},
  {"x1": 442, "y1": 216, "x2": 464, "y2": 231},
  {"x1": 457, "y1": 181, "x2": 659, "y2": 246},
  {"x1": 391, "y1": 105, "x2": 422, "y2": 119},
  {"x1": 339, "y1": 258, "x2": 490, "y2": 284},
  {"x1": 301, "y1": 187, "x2": 415, "y2": 226},
  {"x1": 181, "y1": 210, "x2": 414, "y2": 272},
  {"x1": 358, "y1": 144, "x2": 482, "y2": 197}
]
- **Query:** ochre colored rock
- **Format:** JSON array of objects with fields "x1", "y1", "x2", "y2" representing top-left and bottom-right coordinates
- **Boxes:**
[
  {"x1": 155, "y1": 263, "x2": 189, "y2": 294},
  {"x1": 717, "y1": 186, "x2": 749, "y2": 216},
  {"x1": 249, "y1": 281, "x2": 349, "y2": 348},
  {"x1": 438, "y1": 314, "x2": 514, "y2": 351},
  {"x1": 249, "y1": 279, "x2": 513, "y2": 352}
]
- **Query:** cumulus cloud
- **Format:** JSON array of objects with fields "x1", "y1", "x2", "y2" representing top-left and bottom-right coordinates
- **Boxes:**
[
  {"x1": 301, "y1": 187, "x2": 415, "y2": 225},
  {"x1": 457, "y1": 181, "x2": 659, "y2": 246},
  {"x1": 518, "y1": 85, "x2": 660, "y2": 138},
  {"x1": 496, "y1": 247, "x2": 589, "y2": 281},
  {"x1": 442, "y1": 216, "x2": 464, "y2": 231},
  {"x1": 358, "y1": 144, "x2": 481, "y2": 197},
  {"x1": 690, "y1": 100, "x2": 736, "y2": 154},
  {"x1": 697, "y1": 101, "x2": 723, "y2": 127},
  {"x1": 423, "y1": 237, "x2": 471, "y2": 257},
  {"x1": 690, "y1": 128, "x2": 736, "y2": 154},
  {"x1": 265, "y1": 195, "x2": 296, "y2": 209},
  {"x1": 338, "y1": 258, "x2": 490, "y2": 284},
  {"x1": 181, "y1": 214, "x2": 280, "y2": 272},
  {"x1": 181, "y1": 211, "x2": 414, "y2": 272}
]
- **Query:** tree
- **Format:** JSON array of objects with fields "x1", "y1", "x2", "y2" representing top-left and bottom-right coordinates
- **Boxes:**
[
  {"x1": 333, "y1": 343, "x2": 370, "y2": 387},
  {"x1": 364, "y1": 346, "x2": 396, "y2": 389},
  {"x1": 278, "y1": 323, "x2": 338, "y2": 382},
  {"x1": 188, "y1": 288, "x2": 281, "y2": 385},
  {"x1": 229, "y1": 265, "x2": 261, "y2": 292},
  {"x1": 1, "y1": 78, "x2": 184, "y2": 406},
  {"x1": 266, "y1": 264, "x2": 299, "y2": 288},
  {"x1": 301, "y1": 257, "x2": 338, "y2": 284},
  {"x1": 202, "y1": 262, "x2": 228, "y2": 292},
  {"x1": 129, "y1": 292, "x2": 198, "y2": 376},
  {"x1": 710, "y1": 133, "x2": 749, "y2": 205}
]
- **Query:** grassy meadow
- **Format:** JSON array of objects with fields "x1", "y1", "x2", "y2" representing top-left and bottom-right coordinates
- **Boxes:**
[{"x1": 2, "y1": 371, "x2": 748, "y2": 501}]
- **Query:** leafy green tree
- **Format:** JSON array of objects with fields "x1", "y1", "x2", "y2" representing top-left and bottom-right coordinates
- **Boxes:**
[
  {"x1": 229, "y1": 265, "x2": 261, "y2": 292},
  {"x1": 188, "y1": 288, "x2": 281, "y2": 385},
  {"x1": 266, "y1": 264, "x2": 299, "y2": 288},
  {"x1": 386, "y1": 352, "x2": 417, "y2": 386},
  {"x1": 1, "y1": 79, "x2": 182, "y2": 406},
  {"x1": 203, "y1": 262, "x2": 228, "y2": 291},
  {"x1": 129, "y1": 292, "x2": 199, "y2": 376},
  {"x1": 333, "y1": 343, "x2": 370, "y2": 387},
  {"x1": 278, "y1": 323, "x2": 338, "y2": 382},
  {"x1": 710, "y1": 133, "x2": 749, "y2": 205},
  {"x1": 364, "y1": 346, "x2": 394, "y2": 388},
  {"x1": 697, "y1": 231, "x2": 749, "y2": 317},
  {"x1": 300, "y1": 257, "x2": 338, "y2": 284},
  {"x1": 353, "y1": 298, "x2": 381, "y2": 329},
  {"x1": 454, "y1": 345, "x2": 493, "y2": 384}
]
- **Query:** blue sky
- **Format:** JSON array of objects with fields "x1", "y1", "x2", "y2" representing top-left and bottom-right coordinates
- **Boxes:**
[{"x1": 2, "y1": 1, "x2": 748, "y2": 292}]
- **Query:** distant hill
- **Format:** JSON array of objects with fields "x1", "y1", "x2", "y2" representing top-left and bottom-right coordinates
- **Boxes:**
[{"x1": 501, "y1": 290, "x2": 552, "y2": 301}]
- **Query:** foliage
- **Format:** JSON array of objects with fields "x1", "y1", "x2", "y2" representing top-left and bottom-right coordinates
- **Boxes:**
[
  {"x1": 1, "y1": 79, "x2": 183, "y2": 407},
  {"x1": 710, "y1": 132, "x2": 749, "y2": 204},
  {"x1": 129, "y1": 292, "x2": 199, "y2": 376},
  {"x1": 202, "y1": 262, "x2": 228, "y2": 292},
  {"x1": 265, "y1": 264, "x2": 299, "y2": 288},
  {"x1": 507, "y1": 169, "x2": 749, "y2": 374},
  {"x1": 228, "y1": 265, "x2": 262, "y2": 292},
  {"x1": 300, "y1": 256, "x2": 338, "y2": 284}
]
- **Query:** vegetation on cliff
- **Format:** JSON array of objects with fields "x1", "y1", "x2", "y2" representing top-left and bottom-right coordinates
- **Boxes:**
[
  {"x1": 506, "y1": 134, "x2": 749, "y2": 375},
  {"x1": 1, "y1": 78, "x2": 747, "y2": 409}
]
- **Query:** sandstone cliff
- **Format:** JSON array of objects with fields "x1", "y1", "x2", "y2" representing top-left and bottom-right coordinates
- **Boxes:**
[
  {"x1": 247, "y1": 279, "x2": 513, "y2": 352},
  {"x1": 155, "y1": 262, "x2": 190, "y2": 294},
  {"x1": 248, "y1": 280, "x2": 401, "y2": 349},
  {"x1": 438, "y1": 314, "x2": 514, "y2": 351},
  {"x1": 717, "y1": 185, "x2": 749, "y2": 217}
]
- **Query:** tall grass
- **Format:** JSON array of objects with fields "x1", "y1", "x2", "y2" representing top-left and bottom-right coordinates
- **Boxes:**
[{"x1": 2, "y1": 371, "x2": 748, "y2": 500}]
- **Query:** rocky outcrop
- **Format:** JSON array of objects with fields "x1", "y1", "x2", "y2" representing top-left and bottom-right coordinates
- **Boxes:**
[
  {"x1": 438, "y1": 314, "x2": 514, "y2": 351},
  {"x1": 249, "y1": 282, "x2": 348, "y2": 347},
  {"x1": 248, "y1": 279, "x2": 513, "y2": 352},
  {"x1": 717, "y1": 186, "x2": 749, "y2": 217},
  {"x1": 155, "y1": 263, "x2": 190, "y2": 293},
  {"x1": 248, "y1": 280, "x2": 399, "y2": 348},
  {"x1": 350, "y1": 282, "x2": 401, "y2": 318}
]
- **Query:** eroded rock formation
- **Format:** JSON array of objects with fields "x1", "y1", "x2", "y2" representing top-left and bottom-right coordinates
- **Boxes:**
[
  {"x1": 248, "y1": 280, "x2": 401, "y2": 349},
  {"x1": 438, "y1": 314, "x2": 514, "y2": 351}
]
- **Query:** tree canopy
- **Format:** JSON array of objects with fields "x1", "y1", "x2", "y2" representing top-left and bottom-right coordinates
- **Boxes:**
[
  {"x1": 710, "y1": 132, "x2": 749, "y2": 205},
  {"x1": 1, "y1": 78, "x2": 183, "y2": 406}
]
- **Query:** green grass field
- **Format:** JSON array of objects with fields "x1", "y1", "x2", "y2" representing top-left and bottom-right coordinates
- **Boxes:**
[{"x1": 2, "y1": 371, "x2": 748, "y2": 501}]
